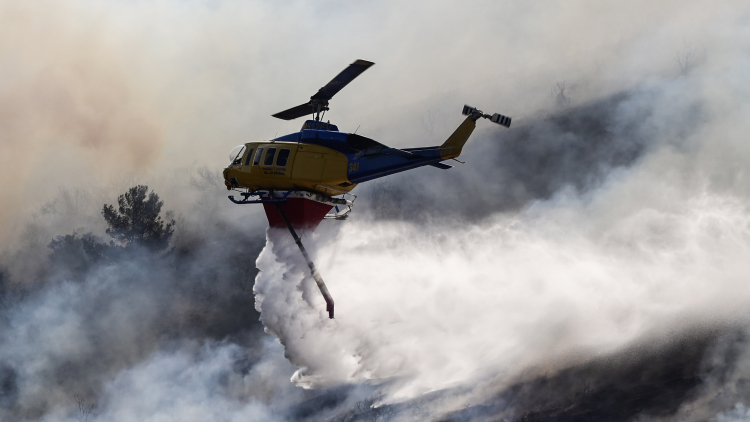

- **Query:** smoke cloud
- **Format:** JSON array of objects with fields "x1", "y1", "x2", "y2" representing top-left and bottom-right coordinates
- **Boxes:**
[{"x1": 2, "y1": 0, "x2": 750, "y2": 420}]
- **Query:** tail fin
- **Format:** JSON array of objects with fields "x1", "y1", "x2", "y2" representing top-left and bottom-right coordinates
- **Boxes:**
[{"x1": 439, "y1": 116, "x2": 477, "y2": 160}]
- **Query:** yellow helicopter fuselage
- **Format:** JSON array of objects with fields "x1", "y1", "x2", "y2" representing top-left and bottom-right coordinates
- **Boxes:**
[{"x1": 223, "y1": 140, "x2": 356, "y2": 196}]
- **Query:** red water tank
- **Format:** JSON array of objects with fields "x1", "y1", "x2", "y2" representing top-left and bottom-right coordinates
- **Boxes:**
[{"x1": 262, "y1": 198, "x2": 333, "y2": 231}]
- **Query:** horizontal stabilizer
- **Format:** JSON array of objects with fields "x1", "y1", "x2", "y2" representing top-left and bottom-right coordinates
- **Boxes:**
[{"x1": 429, "y1": 162, "x2": 453, "y2": 170}]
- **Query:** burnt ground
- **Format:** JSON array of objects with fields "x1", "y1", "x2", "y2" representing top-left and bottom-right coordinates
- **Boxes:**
[
  {"x1": 287, "y1": 327, "x2": 750, "y2": 422},
  {"x1": 438, "y1": 328, "x2": 746, "y2": 422}
]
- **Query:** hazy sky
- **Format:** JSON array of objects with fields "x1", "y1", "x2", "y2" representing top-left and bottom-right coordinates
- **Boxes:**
[{"x1": 2, "y1": 0, "x2": 747, "y2": 241}]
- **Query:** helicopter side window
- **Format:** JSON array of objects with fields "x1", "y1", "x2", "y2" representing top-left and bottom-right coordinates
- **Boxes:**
[
  {"x1": 264, "y1": 148, "x2": 277, "y2": 166},
  {"x1": 253, "y1": 148, "x2": 264, "y2": 165},
  {"x1": 276, "y1": 149, "x2": 290, "y2": 166},
  {"x1": 243, "y1": 149, "x2": 254, "y2": 166}
]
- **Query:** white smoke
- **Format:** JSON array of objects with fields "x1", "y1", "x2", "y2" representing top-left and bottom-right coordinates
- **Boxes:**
[
  {"x1": 713, "y1": 404, "x2": 750, "y2": 422},
  {"x1": 253, "y1": 32, "x2": 750, "y2": 407},
  {"x1": 255, "y1": 185, "x2": 750, "y2": 404},
  {"x1": 89, "y1": 339, "x2": 292, "y2": 422}
]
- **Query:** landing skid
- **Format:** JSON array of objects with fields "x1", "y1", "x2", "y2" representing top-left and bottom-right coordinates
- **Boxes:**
[
  {"x1": 228, "y1": 189, "x2": 355, "y2": 220},
  {"x1": 227, "y1": 189, "x2": 298, "y2": 204}
]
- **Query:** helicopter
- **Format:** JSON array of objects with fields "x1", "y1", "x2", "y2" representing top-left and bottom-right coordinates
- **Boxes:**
[{"x1": 223, "y1": 59, "x2": 511, "y2": 319}]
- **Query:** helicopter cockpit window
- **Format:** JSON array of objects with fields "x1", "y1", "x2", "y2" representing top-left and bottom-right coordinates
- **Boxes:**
[
  {"x1": 229, "y1": 145, "x2": 246, "y2": 165},
  {"x1": 264, "y1": 148, "x2": 277, "y2": 166},
  {"x1": 253, "y1": 148, "x2": 264, "y2": 165},
  {"x1": 244, "y1": 149, "x2": 254, "y2": 166},
  {"x1": 276, "y1": 149, "x2": 290, "y2": 166}
]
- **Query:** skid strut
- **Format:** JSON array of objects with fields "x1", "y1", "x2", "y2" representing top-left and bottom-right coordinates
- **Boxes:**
[{"x1": 273, "y1": 203, "x2": 335, "y2": 319}]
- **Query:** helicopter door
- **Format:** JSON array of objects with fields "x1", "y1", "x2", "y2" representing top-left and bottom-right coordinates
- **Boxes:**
[{"x1": 292, "y1": 152, "x2": 325, "y2": 182}]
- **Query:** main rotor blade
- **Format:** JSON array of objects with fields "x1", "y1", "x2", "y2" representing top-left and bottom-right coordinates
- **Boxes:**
[
  {"x1": 310, "y1": 59, "x2": 374, "y2": 101},
  {"x1": 272, "y1": 102, "x2": 315, "y2": 121}
]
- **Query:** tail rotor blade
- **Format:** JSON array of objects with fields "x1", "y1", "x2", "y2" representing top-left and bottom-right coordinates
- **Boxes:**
[
  {"x1": 462, "y1": 104, "x2": 512, "y2": 128},
  {"x1": 490, "y1": 113, "x2": 512, "y2": 128}
]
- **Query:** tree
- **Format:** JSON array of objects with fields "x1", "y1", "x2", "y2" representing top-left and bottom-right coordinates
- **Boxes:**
[
  {"x1": 48, "y1": 231, "x2": 107, "y2": 275},
  {"x1": 675, "y1": 41, "x2": 696, "y2": 76},
  {"x1": 102, "y1": 185, "x2": 174, "y2": 252},
  {"x1": 554, "y1": 81, "x2": 571, "y2": 107}
]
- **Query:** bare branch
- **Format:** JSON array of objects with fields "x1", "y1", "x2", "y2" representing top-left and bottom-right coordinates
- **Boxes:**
[
  {"x1": 552, "y1": 81, "x2": 571, "y2": 107},
  {"x1": 675, "y1": 42, "x2": 697, "y2": 75},
  {"x1": 74, "y1": 394, "x2": 94, "y2": 422}
]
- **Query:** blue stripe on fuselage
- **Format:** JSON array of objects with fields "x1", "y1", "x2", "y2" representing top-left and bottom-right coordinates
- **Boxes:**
[
  {"x1": 347, "y1": 147, "x2": 444, "y2": 184},
  {"x1": 294, "y1": 129, "x2": 448, "y2": 184}
]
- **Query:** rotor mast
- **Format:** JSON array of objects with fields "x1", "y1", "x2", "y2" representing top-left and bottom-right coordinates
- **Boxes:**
[{"x1": 311, "y1": 100, "x2": 329, "y2": 121}]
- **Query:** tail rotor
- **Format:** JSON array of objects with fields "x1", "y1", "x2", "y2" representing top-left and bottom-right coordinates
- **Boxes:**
[{"x1": 462, "y1": 104, "x2": 512, "y2": 128}]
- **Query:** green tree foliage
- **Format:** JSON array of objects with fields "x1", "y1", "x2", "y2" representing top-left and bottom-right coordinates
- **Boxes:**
[
  {"x1": 102, "y1": 185, "x2": 175, "y2": 252},
  {"x1": 48, "y1": 232, "x2": 107, "y2": 276}
]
